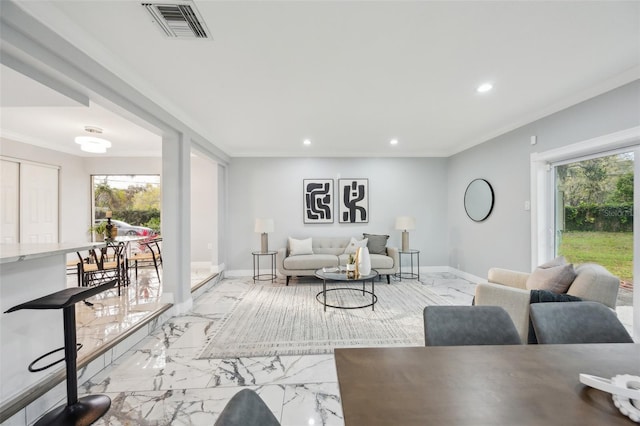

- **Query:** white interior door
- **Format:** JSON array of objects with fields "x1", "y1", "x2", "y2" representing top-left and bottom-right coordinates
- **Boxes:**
[
  {"x1": 20, "y1": 163, "x2": 59, "y2": 243},
  {"x1": 0, "y1": 159, "x2": 19, "y2": 243}
]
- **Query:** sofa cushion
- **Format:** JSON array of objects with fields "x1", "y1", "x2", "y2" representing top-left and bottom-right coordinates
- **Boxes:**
[
  {"x1": 363, "y1": 233, "x2": 389, "y2": 255},
  {"x1": 288, "y1": 237, "x2": 313, "y2": 256},
  {"x1": 344, "y1": 237, "x2": 368, "y2": 254},
  {"x1": 284, "y1": 254, "x2": 338, "y2": 270},
  {"x1": 312, "y1": 237, "x2": 351, "y2": 255},
  {"x1": 370, "y1": 253, "x2": 394, "y2": 269},
  {"x1": 526, "y1": 259, "x2": 576, "y2": 294}
]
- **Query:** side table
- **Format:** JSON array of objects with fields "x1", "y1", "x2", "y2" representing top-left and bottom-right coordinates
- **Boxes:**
[
  {"x1": 252, "y1": 251, "x2": 277, "y2": 283},
  {"x1": 396, "y1": 249, "x2": 420, "y2": 281}
]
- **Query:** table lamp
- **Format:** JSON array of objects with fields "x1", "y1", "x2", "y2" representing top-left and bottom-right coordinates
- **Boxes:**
[
  {"x1": 255, "y1": 218, "x2": 274, "y2": 253},
  {"x1": 395, "y1": 216, "x2": 415, "y2": 252}
]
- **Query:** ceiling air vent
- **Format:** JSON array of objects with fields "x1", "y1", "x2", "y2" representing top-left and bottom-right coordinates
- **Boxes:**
[{"x1": 142, "y1": 1, "x2": 211, "y2": 39}]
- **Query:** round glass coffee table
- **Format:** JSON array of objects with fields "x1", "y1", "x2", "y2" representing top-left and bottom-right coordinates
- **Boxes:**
[{"x1": 314, "y1": 268, "x2": 378, "y2": 311}]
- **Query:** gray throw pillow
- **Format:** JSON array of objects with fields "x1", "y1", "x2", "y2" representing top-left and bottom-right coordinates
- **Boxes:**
[
  {"x1": 363, "y1": 233, "x2": 389, "y2": 255},
  {"x1": 526, "y1": 258, "x2": 576, "y2": 294}
]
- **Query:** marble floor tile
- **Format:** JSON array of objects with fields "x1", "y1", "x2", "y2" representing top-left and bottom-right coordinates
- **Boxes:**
[
  {"x1": 209, "y1": 354, "x2": 337, "y2": 387},
  {"x1": 281, "y1": 382, "x2": 343, "y2": 426},
  {"x1": 420, "y1": 272, "x2": 476, "y2": 305},
  {"x1": 82, "y1": 342, "x2": 222, "y2": 393},
  {"x1": 148, "y1": 314, "x2": 223, "y2": 350},
  {"x1": 91, "y1": 385, "x2": 285, "y2": 426}
]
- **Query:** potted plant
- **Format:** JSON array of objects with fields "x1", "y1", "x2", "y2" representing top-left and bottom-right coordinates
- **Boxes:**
[{"x1": 88, "y1": 221, "x2": 108, "y2": 242}]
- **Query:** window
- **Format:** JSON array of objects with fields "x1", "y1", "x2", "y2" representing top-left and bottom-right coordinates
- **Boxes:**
[{"x1": 92, "y1": 175, "x2": 161, "y2": 235}]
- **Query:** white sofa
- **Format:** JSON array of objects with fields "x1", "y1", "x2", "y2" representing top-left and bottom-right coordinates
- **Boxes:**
[
  {"x1": 475, "y1": 263, "x2": 620, "y2": 343},
  {"x1": 276, "y1": 236, "x2": 399, "y2": 285}
]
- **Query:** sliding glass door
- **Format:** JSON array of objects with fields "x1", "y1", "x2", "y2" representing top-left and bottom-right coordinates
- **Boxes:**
[
  {"x1": 530, "y1": 127, "x2": 639, "y2": 339},
  {"x1": 553, "y1": 152, "x2": 634, "y2": 310}
]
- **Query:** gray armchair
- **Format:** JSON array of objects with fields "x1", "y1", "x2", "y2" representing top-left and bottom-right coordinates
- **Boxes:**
[
  {"x1": 423, "y1": 305, "x2": 521, "y2": 346},
  {"x1": 529, "y1": 301, "x2": 633, "y2": 344}
]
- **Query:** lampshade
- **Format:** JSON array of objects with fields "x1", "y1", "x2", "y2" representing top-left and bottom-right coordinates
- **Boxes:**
[
  {"x1": 395, "y1": 216, "x2": 416, "y2": 231},
  {"x1": 254, "y1": 218, "x2": 274, "y2": 233}
]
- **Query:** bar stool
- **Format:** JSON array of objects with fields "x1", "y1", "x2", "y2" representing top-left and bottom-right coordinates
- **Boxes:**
[{"x1": 4, "y1": 279, "x2": 117, "y2": 425}]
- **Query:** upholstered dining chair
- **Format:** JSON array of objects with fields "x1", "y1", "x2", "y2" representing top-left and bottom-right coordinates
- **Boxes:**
[
  {"x1": 214, "y1": 389, "x2": 280, "y2": 426},
  {"x1": 130, "y1": 237, "x2": 162, "y2": 283},
  {"x1": 529, "y1": 301, "x2": 633, "y2": 344},
  {"x1": 423, "y1": 305, "x2": 522, "y2": 346}
]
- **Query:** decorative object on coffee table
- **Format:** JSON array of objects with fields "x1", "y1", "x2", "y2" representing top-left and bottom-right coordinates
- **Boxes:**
[
  {"x1": 254, "y1": 218, "x2": 274, "y2": 253},
  {"x1": 346, "y1": 253, "x2": 356, "y2": 279},
  {"x1": 395, "y1": 216, "x2": 415, "y2": 251},
  {"x1": 357, "y1": 246, "x2": 371, "y2": 275}
]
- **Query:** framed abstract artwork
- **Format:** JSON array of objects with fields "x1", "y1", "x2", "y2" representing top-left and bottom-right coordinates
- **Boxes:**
[
  {"x1": 338, "y1": 178, "x2": 368, "y2": 223},
  {"x1": 303, "y1": 179, "x2": 333, "y2": 223}
]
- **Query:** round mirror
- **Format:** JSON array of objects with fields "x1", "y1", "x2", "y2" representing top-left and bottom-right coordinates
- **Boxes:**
[{"x1": 464, "y1": 179, "x2": 494, "y2": 222}]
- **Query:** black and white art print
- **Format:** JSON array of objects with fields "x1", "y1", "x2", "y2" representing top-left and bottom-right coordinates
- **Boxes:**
[
  {"x1": 339, "y1": 179, "x2": 368, "y2": 223},
  {"x1": 303, "y1": 179, "x2": 333, "y2": 224}
]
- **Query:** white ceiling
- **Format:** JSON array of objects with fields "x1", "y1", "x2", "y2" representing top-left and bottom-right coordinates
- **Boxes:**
[{"x1": 1, "y1": 1, "x2": 639, "y2": 158}]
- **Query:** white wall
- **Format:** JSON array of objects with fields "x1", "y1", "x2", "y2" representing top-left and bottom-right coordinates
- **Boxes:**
[
  {"x1": 83, "y1": 157, "x2": 161, "y2": 176},
  {"x1": 227, "y1": 157, "x2": 448, "y2": 270},
  {"x1": 447, "y1": 80, "x2": 640, "y2": 277}
]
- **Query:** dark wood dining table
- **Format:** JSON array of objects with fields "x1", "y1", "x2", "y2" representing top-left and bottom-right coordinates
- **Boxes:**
[{"x1": 335, "y1": 344, "x2": 640, "y2": 426}]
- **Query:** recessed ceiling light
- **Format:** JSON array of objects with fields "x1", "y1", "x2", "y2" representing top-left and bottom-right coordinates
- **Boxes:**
[
  {"x1": 390, "y1": 139, "x2": 399, "y2": 145},
  {"x1": 477, "y1": 83, "x2": 493, "y2": 93},
  {"x1": 303, "y1": 139, "x2": 311, "y2": 145}
]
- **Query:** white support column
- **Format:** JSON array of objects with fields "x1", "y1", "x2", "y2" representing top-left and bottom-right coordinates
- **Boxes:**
[
  {"x1": 634, "y1": 146, "x2": 639, "y2": 341},
  {"x1": 162, "y1": 133, "x2": 193, "y2": 313},
  {"x1": 217, "y1": 163, "x2": 228, "y2": 274}
]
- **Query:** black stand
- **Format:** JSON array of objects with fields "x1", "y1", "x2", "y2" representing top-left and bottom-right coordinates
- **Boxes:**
[{"x1": 5, "y1": 279, "x2": 117, "y2": 425}]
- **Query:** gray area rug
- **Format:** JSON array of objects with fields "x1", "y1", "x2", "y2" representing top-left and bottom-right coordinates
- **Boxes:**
[{"x1": 198, "y1": 280, "x2": 450, "y2": 359}]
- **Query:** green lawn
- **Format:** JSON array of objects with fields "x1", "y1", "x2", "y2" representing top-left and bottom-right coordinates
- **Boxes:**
[{"x1": 558, "y1": 231, "x2": 633, "y2": 283}]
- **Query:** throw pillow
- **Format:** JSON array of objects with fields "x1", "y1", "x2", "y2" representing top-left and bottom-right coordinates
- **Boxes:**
[
  {"x1": 288, "y1": 237, "x2": 313, "y2": 256},
  {"x1": 526, "y1": 260, "x2": 576, "y2": 294},
  {"x1": 344, "y1": 237, "x2": 368, "y2": 254},
  {"x1": 538, "y1": 256, "x2": 568, "y2": 268},
  {"x1": 363, "y1": 233, "x2": 389, "y2": 255}
]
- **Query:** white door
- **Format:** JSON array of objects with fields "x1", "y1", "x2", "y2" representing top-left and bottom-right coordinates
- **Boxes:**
[
  {"x1": 20, "y1": 163, "x2": 59, "y2": 243},
  {"x1": 0, "y1": 159, "x2": 19, "y2": 243}
]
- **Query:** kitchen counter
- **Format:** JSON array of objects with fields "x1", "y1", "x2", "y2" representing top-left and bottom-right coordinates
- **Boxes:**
[
  {"x1": 0, "y1": 242, "x2": 104, "y2": 264},
  {"x1": 0, "y1": 241, "x2": 104, "y2": 408}
]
